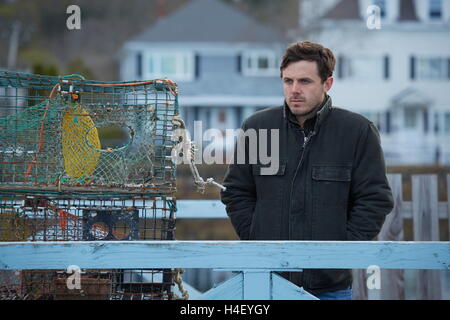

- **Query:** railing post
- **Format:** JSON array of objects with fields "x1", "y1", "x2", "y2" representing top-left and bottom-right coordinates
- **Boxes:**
[
  {"x1": 199, "y1": 269, "x2": 318, "y2": 300},
  {"x1": 447, "y1": 174, "x2": 450, "y2": 245},
  {"x1": 379, "y1": 173, "x2": 405, "y2": 300},
  {"x1": 242, "y1": 270, "x2": 271, "y2": 300},
  {"x1": 412, "y1": 174, "x2": 441, "y2": 300}
]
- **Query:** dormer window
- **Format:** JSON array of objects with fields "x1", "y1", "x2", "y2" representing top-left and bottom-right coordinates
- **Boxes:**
[
  {"x1": 373, "y1": 0, "x2": 386, "y2": 18},
  {"x1": 146, "y1": 51, "x2": 195, "y2": 82},
  {"x1": 242, "y1": 50, "x2": 278, "y2": 77},
  {"x1": 429, "y1": 0, "x2": 442, "y2": 19}
]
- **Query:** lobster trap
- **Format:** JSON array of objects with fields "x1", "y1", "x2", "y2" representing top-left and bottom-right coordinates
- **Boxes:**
[
  {"x1": 0, "y1": 71, "x2": 190, "y2": 300},
  {"x1": 0, "y1": 194, "x2": 178, "y2": 300},
  {"x1": 0, "y1": 71, "x2": 179, "y2": 196}
]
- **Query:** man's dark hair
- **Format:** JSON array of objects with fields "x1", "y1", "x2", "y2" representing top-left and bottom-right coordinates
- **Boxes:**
[{"x1": 280, "y1": 41, "x2": 336, "y2": 82}]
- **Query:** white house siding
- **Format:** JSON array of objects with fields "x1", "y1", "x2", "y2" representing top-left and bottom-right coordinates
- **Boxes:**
[{"x1": 297, "y1": 0, "x2": 450, "y2": 165}]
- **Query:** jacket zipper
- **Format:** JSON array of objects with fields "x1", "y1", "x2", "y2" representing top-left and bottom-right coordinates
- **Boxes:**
[
  {"x1": 288, "y1": 130, "x2": 315, "y2": 238},
  {"x1": 288, "y1": 130, "x2": 315, "y2": 284}
]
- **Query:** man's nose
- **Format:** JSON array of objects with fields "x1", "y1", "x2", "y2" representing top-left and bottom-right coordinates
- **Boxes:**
[{"x1": 292, "y1": 82, "x2": 302, "y2": 94}]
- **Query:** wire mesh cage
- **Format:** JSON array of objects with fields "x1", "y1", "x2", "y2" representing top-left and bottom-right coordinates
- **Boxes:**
[
  {"x1": 0, "y1": 71, "x2": 188, "y2": 300},
  {"x1": 1, "y1": 268, "x2": 177, "y2": 300},
  {"x1": 0, "y1": 195, "x2": 176, "y2": 242},
  {"x1": 0, "y1": 71, "x2": 179, "y2": 196},
  {"x1": 0, "y1": 194, "x2": 179, "y2": 300}
]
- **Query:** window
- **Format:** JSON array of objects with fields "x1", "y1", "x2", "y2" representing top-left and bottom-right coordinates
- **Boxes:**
[
  {"x1": 383, "y1": 55, "x2": 390, "y2": 79},
  {"x1": 416, "y1": 57, "x2": 448, "y2": 80},
  {"x1": 338, "y1": 56, "x2": 384, "y2": 80},
  {"x1": 429, "y1": 0, "x2": 442, "y2": 19},
  {"x1": 386, "y1": 110, "x2": 392, "y2": 133},
  {"x1": 410, "y1": 56, "x2": 416, "y2": 80},
  {"x1": 445, "y1": 113, "x2": 450, "y2": 133},
  {"x1": 434, "y1": 112, "x2": 440, "y2": 133},
  {"x1": 373, "y1": 0, "x2": 386, "y2": 18},
  {"x1": 423, "y1": 109, "x2": 429, "y2": 133},
  {"x1": 448, "y1": 59, "x2": 450, "y2": 78},
  {"x1": 218, "y1": 111, "x2": 226, "y2": 123},
  {"x1": 405, "y1": 109, "x2": 418, "y2": 129},
  {"x1": 136, "y1": 52, "x2": 142, "y2": 78},
  {"x1": 146, "y1": 52, "x2": 194, "y2": 81},
  {"x1": 242, "y1": 50, "x2": 278, "y2": 76}
]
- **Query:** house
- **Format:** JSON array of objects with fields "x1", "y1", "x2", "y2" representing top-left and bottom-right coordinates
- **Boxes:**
[
  {"x1": 296, "y1": 0, "x2": 450, "y2": 165},
  {"x1": 120, "y1": 0, "x2": 287, "y2": 152}
]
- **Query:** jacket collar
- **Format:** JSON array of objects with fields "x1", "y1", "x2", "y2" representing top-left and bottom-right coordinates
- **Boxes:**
[{"x1": 283, "y1": 94, "x2": 332, "y2": 133}]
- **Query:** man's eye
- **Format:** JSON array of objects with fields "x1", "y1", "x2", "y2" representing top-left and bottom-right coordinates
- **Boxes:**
[
  {"x1": 301, "y1": 79, "x2": 311, "y2": 83},
  {"x1": 284, "y1": 79, "x2": 293, "y2": 84}
]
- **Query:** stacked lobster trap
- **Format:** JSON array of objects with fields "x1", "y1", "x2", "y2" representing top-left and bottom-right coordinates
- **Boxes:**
[{"x1": 0, "y1": 71, "x2": 185, "y2": 300}]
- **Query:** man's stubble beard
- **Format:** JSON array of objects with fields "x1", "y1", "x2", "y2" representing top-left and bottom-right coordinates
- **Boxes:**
[{"x1": 290, "y1": 99, "x2": 323, "y2": 119}]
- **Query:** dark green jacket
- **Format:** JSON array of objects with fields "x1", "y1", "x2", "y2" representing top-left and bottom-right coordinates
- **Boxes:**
[{"x1": 220, "y1": 96, "x2": 394, "y2": 295}]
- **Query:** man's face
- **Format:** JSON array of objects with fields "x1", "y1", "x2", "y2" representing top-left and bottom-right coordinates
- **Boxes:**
[{"x1": 282, "y1": 60, "x2": 333, "y2": 126}]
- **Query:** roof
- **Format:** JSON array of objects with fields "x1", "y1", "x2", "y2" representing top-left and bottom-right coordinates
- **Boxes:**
[
  {"x1": 324, "y1": 0, "x2": 420, "y2": 21},
  {"x1": 323, "y1": 0, "x2": 361, "y2": 20},
  {"x1": 390, "y1": 87, "x2": 433, "y2": 107},
  {"x1": 131, "y1": 0, "x2": 284, "y2": 43}
]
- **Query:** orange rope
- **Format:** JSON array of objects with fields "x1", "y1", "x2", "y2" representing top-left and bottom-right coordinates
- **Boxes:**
[
  {"x1": 24, "y1": 83, "x2": 61, "y2": 182},
  {"x1": 45, "y1": 201, "x2": 127, "y2": 238},
  {"x1": 85, "y1": 79, "x2": 178, "y2": 96}
]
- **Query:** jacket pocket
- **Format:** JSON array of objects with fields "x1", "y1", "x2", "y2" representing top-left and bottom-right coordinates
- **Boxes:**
[
  {"x1": 312, "y1": 165, "x2": 351, "y2": 182},
  {"x1": 311, "y1": 164, "x2": 352, "y2": 240},
  {"x1": 312, "y1": 164, "x2": 352, "y2": 206}
]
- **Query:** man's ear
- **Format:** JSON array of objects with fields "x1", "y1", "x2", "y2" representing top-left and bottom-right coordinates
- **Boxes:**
[{"x1": 324, "y1": 77, "x2": 333, "y2": 92}]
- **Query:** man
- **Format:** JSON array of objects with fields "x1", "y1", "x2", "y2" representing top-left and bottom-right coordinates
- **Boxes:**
[{"x1": 220, "y1": 41, "x2": 394, "y2": 299}]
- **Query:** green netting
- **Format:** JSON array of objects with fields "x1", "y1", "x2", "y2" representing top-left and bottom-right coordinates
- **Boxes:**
[{"x1": 0, "y1": 71, "x2": 179, "y2": 196}]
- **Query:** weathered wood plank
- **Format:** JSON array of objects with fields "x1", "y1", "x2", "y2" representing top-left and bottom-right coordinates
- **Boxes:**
[
  {"x1": 198, "y1": 273, "x2": 243, "y2": 300},
  {"x1": 174, "y1": 199, "x2": 448, "y2": 219},
  {"x1": 447, "y1": 174, "x2": 450, "y2": 242},
  {"x1": 379, "y1": 174, "x2": 405, "y2": 300},
  {"x1": 242, "y1": 270, "x2": 271, "y2": 300},
  {"x1": 412, "y1": 175, "x2": 442, "y2": 300},
  {"x1": 9, "y1": 199, "x2": 449, "y2": 219},
  {"x1": 412, "y1": 175, "x2": 440, "y2": 241},
  {"x1": 175, "y1": 200, "x2": 450, "y2": 219},
  {"x1": 176, "y1": 200, "x2": 227, "y2": 218},
  {"x1": 270, "y1": 273, "x2": 318, "y2": 300},
  {"x1": 351, "y1": 269, "x2": 368, "y2": 300},
  {"x1": 198, "y1": 272, "x2": 319, "y2": 300},
  {"x1": 0, "y1": 241, "x2": 448, "y2": 271}
]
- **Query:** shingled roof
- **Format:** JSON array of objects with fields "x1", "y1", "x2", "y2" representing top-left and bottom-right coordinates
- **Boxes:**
[
  {"x1": 131, "y1": 0, "x2": 283, "y2": 43},
  {"x1": 323, "y1": 0, "x2": 419, "y2": 21},
  {"x1": 323, "y1": 0, "x2": 361, "y2": 20}
]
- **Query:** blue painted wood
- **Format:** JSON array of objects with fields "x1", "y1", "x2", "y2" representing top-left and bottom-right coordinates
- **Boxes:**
[
  {"x1": 176, "y1": 200, "x2": 227, "y2": 218},
  {"x1": 243, "y1": 270, "x2": 271, "y2": 300},
  {"x1": 18, "y1": 200, "x2": 226, "y2": 219},
  {"x1": 198, "y1": 273, "x2": 243, "y2": 300},
  {"x1": 199, "y1": 271, "x2": 319, "y2": 300},
  {"x1": 0, "y1": 241, "x2": 448, "y2": 271},
  {"x1": 270, "y1": 273, "x2": 318, "y2": 300},
  {"x1": 174, "y1": 281, "x2": 202, "y2": 300},
  {"x1": 198, "y1": 271, "x2": 319, "y2": 300}
]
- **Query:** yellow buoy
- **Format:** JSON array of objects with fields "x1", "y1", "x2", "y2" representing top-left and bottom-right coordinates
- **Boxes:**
[{"x1": 61, "y1": 103, "x2": 101, "y2": 179}]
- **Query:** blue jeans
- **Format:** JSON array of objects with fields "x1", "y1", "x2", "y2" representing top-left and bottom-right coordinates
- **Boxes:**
[{"x1": 314, "y1": 286, "x2": 352, "y2": 300}]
